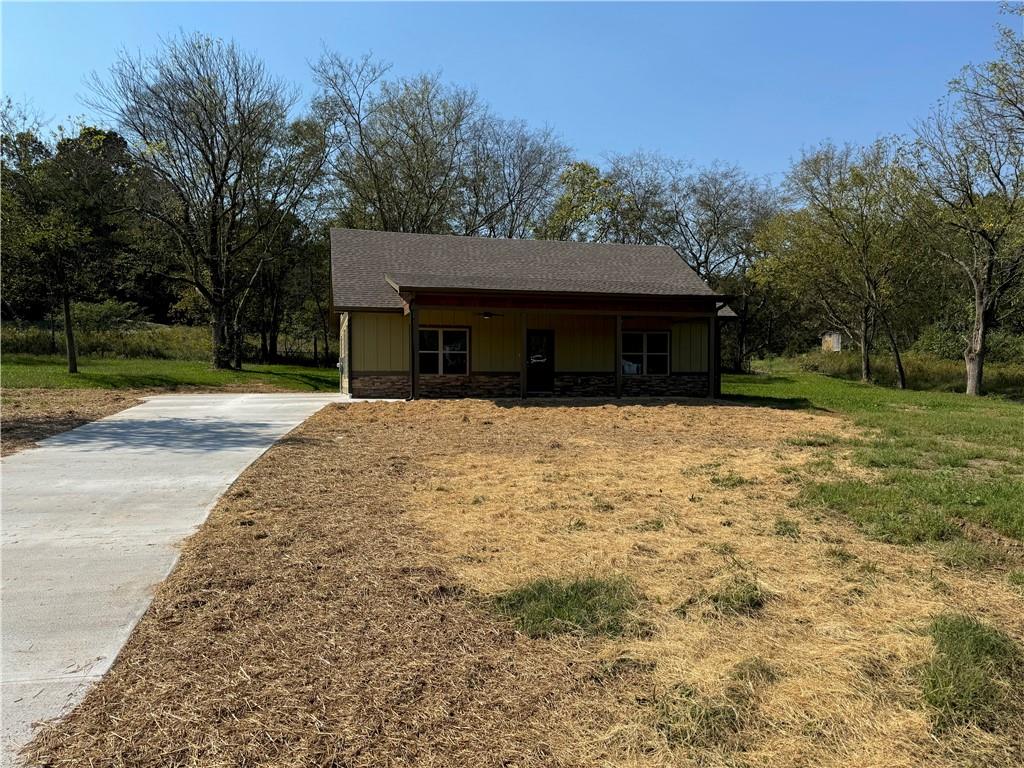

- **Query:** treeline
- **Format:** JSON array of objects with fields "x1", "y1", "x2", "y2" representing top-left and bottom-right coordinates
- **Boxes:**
[{"x1": 2, "y1": 14, "x2": 1022, "y2": 393}]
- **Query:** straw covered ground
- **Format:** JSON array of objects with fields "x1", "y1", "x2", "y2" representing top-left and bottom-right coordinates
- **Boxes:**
[
  {"x1": 26, "y1": 399, "x2": 1023, "y2": 767},
  {"x1": 0, "y1": 388, "x2": 144, "y2": 455}
]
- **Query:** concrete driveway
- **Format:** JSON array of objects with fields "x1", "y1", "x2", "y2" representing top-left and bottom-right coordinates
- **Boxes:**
[{"x1": 1, "y1": 392, "x2": 339, "y2": 765}]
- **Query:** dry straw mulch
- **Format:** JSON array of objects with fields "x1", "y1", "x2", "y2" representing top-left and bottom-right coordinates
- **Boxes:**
[
  {"x1": 25, "y1": 401, "x2": 609, "y2": 768},
  {"x1": 1, "y1": 388, "x2": 145, "y2": 455},
  {"x1": 26, "y1": 400, "x2": 1024, "y2": 768}
]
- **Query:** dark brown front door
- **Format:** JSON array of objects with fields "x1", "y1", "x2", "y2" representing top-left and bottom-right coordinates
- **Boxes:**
[{"x1": 526, "y1": 329, "x2": 555, "y2": 394}]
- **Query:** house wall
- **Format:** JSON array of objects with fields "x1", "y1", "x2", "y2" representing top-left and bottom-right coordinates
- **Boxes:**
[{"x1": 347, "y1": 308, "x2": 712, "y2": 398}]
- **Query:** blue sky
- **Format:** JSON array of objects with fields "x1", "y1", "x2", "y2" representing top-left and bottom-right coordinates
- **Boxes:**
[{"x1": 1, "y1": 2, "x2": 1013, "y2": 179}]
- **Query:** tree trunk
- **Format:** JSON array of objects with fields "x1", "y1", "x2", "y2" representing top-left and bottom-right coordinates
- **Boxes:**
[
  {"x1": 881, "y1": 320, "x2": 906, "y2": 390},
  {"x1": 232, "y1": 321, "x2": 244, "y2": 371},
  {"x1": 859, "y1": 306, "x2": 872, "y2": 382},
  {"x1": 212, "y1": 304, "x2": 233, "y2": 369},
  {"x1": 259, "y1": 329, "x2": 269, "y2": 363},
  {"x1": 964, "y1": 295, "x2": 988, "y2": 396},
  {"x1": 268, "y1": 330, "x2": 279, "y2": 362},
  {"x1": 61, "y1": 289, "x2": 78, "y2": 374},
  {"x1": 321, "y1": 324, "x2": 331, "y2": 369}
]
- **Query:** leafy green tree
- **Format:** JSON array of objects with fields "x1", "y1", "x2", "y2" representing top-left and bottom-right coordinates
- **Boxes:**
[
  {"x1": 2, "y1": 124, "x2": 135, "y2": 372},
  {"x1": 779, "y1": 141, "x2": 926, "y2": 386},
  {"x1": 914, "y1": 18, "x2": 1024, "y2": 395}
]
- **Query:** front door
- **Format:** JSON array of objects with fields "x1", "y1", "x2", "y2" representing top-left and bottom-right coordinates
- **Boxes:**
[{"x1": 526, "y1": 329, "x2": 555, "y2": 394}]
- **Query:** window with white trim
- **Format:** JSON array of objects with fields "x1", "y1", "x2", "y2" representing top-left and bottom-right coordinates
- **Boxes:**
[
  {"x1": 418, "y1": 328, "x2": 469, "y2": 375},
  {"x1": 621, "y1": 331, "x2": 669, "y2": 375}
]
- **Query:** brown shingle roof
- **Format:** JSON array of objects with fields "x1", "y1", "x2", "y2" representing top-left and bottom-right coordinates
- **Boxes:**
[{"x1": 331, "y1": 229, "x2": 723, "y2": 310}]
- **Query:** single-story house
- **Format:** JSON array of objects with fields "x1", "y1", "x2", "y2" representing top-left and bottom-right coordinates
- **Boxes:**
[{"x1": 330, "y1": 229, "x2": 733, "y2": 399}]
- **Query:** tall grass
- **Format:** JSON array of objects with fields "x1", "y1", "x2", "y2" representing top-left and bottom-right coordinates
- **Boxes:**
[
  {"x1": 794, "y1": 351, "x2": 1024, "y2": 396},
  {"x1": 2, "y1": 322, "x2": 329, "y2": 365},
  {"x1": 2, "y1": 323, "x2": 212, "y2": 361}
]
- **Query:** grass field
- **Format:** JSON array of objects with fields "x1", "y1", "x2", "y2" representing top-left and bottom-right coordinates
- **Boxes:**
[
  {"x1": 1, "y1": 354, "x2": 339, "y2": 391},
  {"x1": 1, "y1": 354, "x2": 338, "y2": 454},
  {"x1": 724, "y1": 369, "x2": 1024, "y2": 547},
  {"x1": 27, "y1": 382, "x2": 1023, "y2": 768}
]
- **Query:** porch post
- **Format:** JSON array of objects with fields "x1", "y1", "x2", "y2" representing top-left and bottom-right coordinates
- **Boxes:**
[
  {"x1": 615, "y1": 314, "x2": 623, "y2": 398},
  {"x1": 519, "y1": 311, "x2": 527, "y2": 399},
  {"x1": 707, "y1": 314, "x2": 716, "y2": 399},
  {"x1": 338, "y1": 311, "x2": 350, "y2": 396},
  {"x1": 409, "y1": 301, "x2": 419, "y2": 400}
]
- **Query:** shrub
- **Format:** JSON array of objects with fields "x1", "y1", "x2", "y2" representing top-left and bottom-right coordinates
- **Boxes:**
[
  {"x1": 493, "y1": 576, "x2": 640, "y2": 638},
  {"x1": 919, "y1": 614, "x2": 1021, "y2": 731}
]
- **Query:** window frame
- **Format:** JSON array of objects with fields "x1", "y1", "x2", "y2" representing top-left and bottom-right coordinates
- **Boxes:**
[
  {"x1": 417, "y1": 326, "x2": 470, "y2": 376},
  {"x1": 621, "y1": 330, "x2": 671, "y2": 376}
]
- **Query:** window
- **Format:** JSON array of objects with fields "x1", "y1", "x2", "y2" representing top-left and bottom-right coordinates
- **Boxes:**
[
  {"x1": 621, "y1": 331, "x2": 669, "y2": 375},
  {"x1": 418, "y1": 328, "x2": 468, "y2": 375}
]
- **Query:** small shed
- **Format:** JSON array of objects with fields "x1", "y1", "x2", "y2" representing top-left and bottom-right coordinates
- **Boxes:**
[{"x1": 820, "y1": 331, "x2": 844, "y2": 353}]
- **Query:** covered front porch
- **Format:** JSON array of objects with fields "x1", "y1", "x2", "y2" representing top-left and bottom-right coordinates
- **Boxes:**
[{"x1": 339, "y1": 290, "x2": 725, "y2": 400}]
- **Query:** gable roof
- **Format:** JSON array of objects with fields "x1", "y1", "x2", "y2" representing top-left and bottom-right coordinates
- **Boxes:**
[{"x1": 330, "y1": 228, "x2": 724, "y2": 311}]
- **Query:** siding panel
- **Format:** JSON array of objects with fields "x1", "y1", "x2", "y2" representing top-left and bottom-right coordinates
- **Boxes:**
[
  {"x1": 671, "y1": 320, "x2": 709, "y2": 372},
  {"x1": 352, "y1": 311, "x2": 408, "y2": 372}
]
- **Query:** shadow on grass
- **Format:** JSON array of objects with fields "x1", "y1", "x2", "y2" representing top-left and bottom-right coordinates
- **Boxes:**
[{"x1": 242, "y1": 368, "x2": 337, "y2": 391}]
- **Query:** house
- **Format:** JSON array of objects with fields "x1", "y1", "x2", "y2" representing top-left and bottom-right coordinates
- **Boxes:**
[{"x1": 330, "y1": 229, "x2": 733, "y2": 399}]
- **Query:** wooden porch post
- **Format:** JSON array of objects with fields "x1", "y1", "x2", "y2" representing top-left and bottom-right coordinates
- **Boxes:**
[
  {"x1": 615, "y1": 314, "x2": 623, "y2": 398},
  {"x1": 519, "y1": 311, "x2": 527, "y2": 399},
  {"x1": 707, "y1": 314, "x2": 716, "y2": 399},
  {"x1": 338, "y1": 311, "x2": 350, "y2": 396},
  {"x1": 409, "y1": 301, "x2": 419, "y2": 400}
]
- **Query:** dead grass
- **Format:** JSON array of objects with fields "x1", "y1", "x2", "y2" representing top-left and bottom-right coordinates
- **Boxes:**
[
  {"x1": 0, "y1": 388, "x2": 145, "y2": 455},
  {"x1": 402, "y1": 400, "x2": 1024, "y2": 767},
  {"x1": 26, "y1": 400, "x2": 1024, "y2": 768}
]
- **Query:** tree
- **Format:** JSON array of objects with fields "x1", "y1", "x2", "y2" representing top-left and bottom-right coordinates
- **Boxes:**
[
  {"x1": 914, "y1": 23, "x2": 1024, "y2": 395},
  {"x1": 535, "y1": 161, "x2": 620, "y2": 241},
  {"x1": 314, "y1": 54, "x2": 477, "y2": 234},
  {"x1": 781, "y1": 141, "x2": 923, "y2": 386},
  {"x1": 2, "y1": 123, "x2": 135, "y2": 373},
  {"x1": 458, "y1": 117, "x2": 570, "y2": 238},
  {"x1": 88, "y1": 33, "x2": 327, "y2": 369}
]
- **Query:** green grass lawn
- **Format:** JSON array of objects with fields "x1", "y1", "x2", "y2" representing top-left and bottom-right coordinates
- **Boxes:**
[
  {"x1": 722, "y1": 368, "x2": 1024, "y2": 552},
  {"x1": 1, "y1": 354, "x2": 339, "y2": 392}
]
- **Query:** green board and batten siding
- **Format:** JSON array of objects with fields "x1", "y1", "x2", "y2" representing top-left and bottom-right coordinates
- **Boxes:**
[
  {"x1": 351, "y1": 312, "x2": 408, "y2": 372},
  {"x1": 671, "y1": 320, "x2": 708, "y2": 372},
  {"x1": 349, "y1": 310, "x2": 709, "y2": 375}
]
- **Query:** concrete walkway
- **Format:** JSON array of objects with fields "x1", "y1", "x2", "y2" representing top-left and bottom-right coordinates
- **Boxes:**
[{"x1": 1, "y1": 393, "x2": 340, "y2": 765}]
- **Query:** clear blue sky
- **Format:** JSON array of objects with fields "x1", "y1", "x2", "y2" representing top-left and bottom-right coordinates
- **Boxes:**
[{"x1": 2, "y1": 2, "x2": 1014, "y2": 179}]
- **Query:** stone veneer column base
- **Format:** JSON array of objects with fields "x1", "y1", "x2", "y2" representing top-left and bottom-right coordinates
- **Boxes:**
[
  {"x1": 621, "y1": 373, "x2": 709, "y2": 397},
  {"x1": 350, "y1": 374, "x2": 409, "y2": 399}
]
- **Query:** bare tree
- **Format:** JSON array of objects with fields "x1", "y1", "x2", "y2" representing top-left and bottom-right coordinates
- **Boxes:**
[
  {"x1": 458, "y1": 117, "x2": 570, "y2": 238},
  {"x1": 313, "y1": 53, "x2": 478, "y2": 234},
  {"x1": 662, "y1": 163, "x2": 767, "y2": 281},
  {"x1": 88, "y1": 33, "x2": 326, "y2": 368}
]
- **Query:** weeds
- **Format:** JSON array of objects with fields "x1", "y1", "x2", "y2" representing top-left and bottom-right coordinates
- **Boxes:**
[
  {"x1": 677, "y1": 575, "x2": 769, "y2": 618},
  {"x1": 919, "y1": 614, "x2": 1021, "y2": 731},
  {"x1": 934, "y1": 539, "x2": 1004, "y2": 570},
  {"x1": 493, "y1": 576, "x2": 640, "y2": 638},
  {"x1": 773, "y1": 517, "x2": 800, "y2": 539}
]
